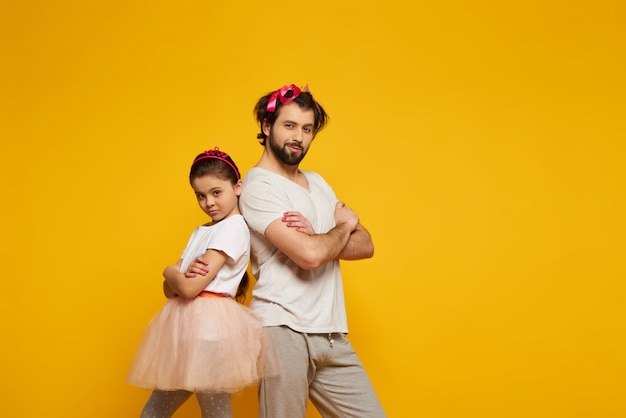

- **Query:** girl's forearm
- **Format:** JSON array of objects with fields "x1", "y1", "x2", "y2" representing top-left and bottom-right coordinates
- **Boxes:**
[
  {"x1": 163, "y1": 265, "x2": 187, "y2": 296},
  {"x1": 163, "y1": 280, "x2": 177, "y2": 298},
  {"x1": 163, "y1": 264, "x2": 214, "y2": 298}
]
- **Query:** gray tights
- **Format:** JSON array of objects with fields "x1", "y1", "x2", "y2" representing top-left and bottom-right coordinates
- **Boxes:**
[{"x1": 140, "y1": 389, "x2": 232, "y2": 418}]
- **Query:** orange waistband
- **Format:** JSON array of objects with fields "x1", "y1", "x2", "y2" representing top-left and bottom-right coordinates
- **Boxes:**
[{"x1": 198, "y1": 290, "x2": 227, "y2": 298}]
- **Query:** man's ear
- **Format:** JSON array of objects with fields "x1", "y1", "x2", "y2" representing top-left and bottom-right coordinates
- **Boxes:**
[{"x1": 262, "y1": 119, "x2": 271, "y2": 137}]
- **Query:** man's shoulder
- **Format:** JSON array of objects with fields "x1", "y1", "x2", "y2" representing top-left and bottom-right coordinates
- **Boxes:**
[
  {"x1": 302, "y1": 170, "x2": 331, "y2": 188},
  {"x1": 241, "y1": 169, "x2": 282, "y2": 203},
  {"x1": 301, "y1": 169, "x2": 323, "y2": 179},
  {"x1": 243, "y1": 167, "x2": 276, "y2": 184}
]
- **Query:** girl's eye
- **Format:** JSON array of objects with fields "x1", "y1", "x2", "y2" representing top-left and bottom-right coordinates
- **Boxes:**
[{"x1": 196, "y1": 194, "x2": 205, "y2": 200}]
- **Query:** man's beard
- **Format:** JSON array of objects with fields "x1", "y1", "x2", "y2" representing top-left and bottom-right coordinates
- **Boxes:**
[{"x1": 269, "y1": 130, "x2": 307, "y2": 166}]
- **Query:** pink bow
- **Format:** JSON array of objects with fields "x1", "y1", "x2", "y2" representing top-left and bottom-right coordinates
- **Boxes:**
[{"x1": 266, "y1": 84, "x2": 302, "y2": 112}]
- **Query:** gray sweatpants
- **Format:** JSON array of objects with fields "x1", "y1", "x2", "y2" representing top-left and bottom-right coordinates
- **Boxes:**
[{"x1": 258, "y1": 326, "x2": 386, "y2": 418}]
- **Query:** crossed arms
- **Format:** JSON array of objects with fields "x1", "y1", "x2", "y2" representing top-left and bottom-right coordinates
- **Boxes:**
[
  {"x1": 162, "y1": 200, "x2": 373, "y2": 298},
  {"x1": 162, "y1": 248, "x2": 228, "y2": 299},
  {"x1": 266, "y1": 201, "x2": 374, "y2": 270}
]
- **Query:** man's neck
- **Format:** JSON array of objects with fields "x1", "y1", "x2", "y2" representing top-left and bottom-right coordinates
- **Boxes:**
[
  {"x1": 257, "y1": 150, "x2": 297, "y2": 172},
  {"x1": 256, "y1": 150, "x2": 303, "y2": 184}
]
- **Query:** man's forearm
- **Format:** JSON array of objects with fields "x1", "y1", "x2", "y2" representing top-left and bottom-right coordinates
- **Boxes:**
[
  {"x1": 293, "y1": 221, "x2": 354, "y2": 270},
  {"x1": 338, "y1": 224, "x2": 374, "y2": 260}
]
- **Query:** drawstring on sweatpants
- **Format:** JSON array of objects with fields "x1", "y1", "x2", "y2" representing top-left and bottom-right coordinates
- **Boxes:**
[{"x1": 328, "y1": 333, "x2": 335, "y2": 348}]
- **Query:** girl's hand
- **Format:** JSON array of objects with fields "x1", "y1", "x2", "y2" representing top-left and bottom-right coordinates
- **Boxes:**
[
  {"x1": 282, "y1": 211, "x2": 315, "y2": 235},
  {"x1": 185, "y1": 257, "x2": 209, "y2": 278}
]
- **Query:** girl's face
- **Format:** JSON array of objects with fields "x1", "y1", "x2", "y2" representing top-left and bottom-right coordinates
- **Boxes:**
[{"x1": 191, "y1": 174, "x2": 242, "y2": 222}]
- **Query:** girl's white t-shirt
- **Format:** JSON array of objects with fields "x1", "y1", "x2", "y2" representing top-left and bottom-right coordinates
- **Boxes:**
[{"x1": 179, "y1": 214, "x2": 250, "y2": 297}]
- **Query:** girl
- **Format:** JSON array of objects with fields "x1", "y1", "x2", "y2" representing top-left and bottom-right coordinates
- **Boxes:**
[{"x1": 127, "y1": 148, "x2": 275, "y2": 418}]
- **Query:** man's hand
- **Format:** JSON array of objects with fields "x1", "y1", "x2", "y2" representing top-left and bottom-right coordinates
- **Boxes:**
[{"x1": 334, "y1": 201, "x2": 359, "y2": 231}]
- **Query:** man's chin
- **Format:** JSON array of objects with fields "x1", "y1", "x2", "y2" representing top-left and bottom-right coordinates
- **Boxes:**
[{"x1": 286, "y1": 151, "x2": 306, "y2": 165}]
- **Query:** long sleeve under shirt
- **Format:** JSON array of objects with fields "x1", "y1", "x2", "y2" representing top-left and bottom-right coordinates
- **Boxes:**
[{"x1": 239, "y1": 167, "x2": 348, "y2": 334}]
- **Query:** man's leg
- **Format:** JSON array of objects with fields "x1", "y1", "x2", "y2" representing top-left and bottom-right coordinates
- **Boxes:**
[
  {"x1": 258, "y1": 326, "x2": 311, "y2": 418},
  {"x1": 309, "y1": 333, "x2": 386, "y2": 418}
]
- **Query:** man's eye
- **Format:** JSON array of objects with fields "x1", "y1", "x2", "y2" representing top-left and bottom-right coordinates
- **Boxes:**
[{"x1": 303, "y1": 127, "x2": 312, "y2": 133}]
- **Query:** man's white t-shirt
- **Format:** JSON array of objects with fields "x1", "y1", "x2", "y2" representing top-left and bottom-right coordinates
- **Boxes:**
[{"x1": 240, "y1": 167, "x2": 348, "y2": 334}]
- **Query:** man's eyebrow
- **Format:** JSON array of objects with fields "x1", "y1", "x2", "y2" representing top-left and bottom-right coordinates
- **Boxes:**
[{"x1": 282, "y1": 119, "x2": 313, "y2": 127}]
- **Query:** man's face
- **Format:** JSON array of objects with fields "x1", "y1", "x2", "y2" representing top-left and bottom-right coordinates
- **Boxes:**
[{"x1": 264, "y1": 102, "x2": 315, "y2": 166}]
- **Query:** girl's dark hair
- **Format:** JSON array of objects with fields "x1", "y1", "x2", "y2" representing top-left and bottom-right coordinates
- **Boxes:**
[
  {"x1": 189, "y1": 149, "x2": 250, "y2": 303},
  {"x1": 234, "y1": 271, "x2": 250, "y2": 303},
  {"x1": 253, "y1": 89, "x2": 329, "y2": 145},
  {"x1": 189, "y1": 149, "x2": 241, "y2": 184}
]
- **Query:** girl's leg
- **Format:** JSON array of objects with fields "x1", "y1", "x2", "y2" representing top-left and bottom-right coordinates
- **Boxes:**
[
  {"x1": 196, "y1": 392, "x2": 232, "y2": 418},
  {"x1": 140, "y1": 390, "x2": 193, "y2": 418}
]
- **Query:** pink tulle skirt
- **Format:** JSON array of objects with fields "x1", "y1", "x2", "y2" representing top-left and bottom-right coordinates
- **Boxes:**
[{"x1": 127, "y1": 294, "x2": 277, "y2": 393}]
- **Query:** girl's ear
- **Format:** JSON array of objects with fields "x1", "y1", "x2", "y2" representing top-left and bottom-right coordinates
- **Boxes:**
[{"x1": 235, "y1": 179, "x2": 243, "y2": 196}]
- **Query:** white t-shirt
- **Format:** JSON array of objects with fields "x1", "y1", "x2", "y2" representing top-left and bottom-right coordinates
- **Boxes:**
[
  {"x1": 240, "y1": 167, "x2": 348, "y2": 334},
  {"x1": 179, "y1": 214, "x2": 250, "y2": 297}
]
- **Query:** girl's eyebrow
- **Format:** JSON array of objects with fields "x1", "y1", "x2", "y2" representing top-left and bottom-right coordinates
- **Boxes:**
[{"x1": 194, "y1": 186, "x2": 222, "y2": 194}]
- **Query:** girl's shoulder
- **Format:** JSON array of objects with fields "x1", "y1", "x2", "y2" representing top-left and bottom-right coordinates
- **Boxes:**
[
  {"x1": 197, "y1": 215, "x2": 239, "y2": 231},
  {"x1": 211, "y1": 214, "x2": 247, "y2": 230}
]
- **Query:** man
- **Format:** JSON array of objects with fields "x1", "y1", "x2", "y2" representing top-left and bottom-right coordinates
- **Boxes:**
[{"x1": 239, "y1": 84, "x2": 386, "y2": 418}]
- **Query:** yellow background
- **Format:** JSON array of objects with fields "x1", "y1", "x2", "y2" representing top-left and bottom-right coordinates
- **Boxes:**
[{"x1": 2, "y1": 1, "x2": 624, "y2": 417}]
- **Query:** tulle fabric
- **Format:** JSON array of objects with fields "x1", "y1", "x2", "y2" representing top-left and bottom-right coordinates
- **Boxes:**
[{"x1": 127, "y1": 295, "x2": 278, "y2": 393}]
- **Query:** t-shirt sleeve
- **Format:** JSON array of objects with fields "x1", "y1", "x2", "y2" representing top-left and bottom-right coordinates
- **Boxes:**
[
  {"x1": 206, "y1": 218, "x2": 249, "y2": 262},
  {"x1": 240, "y1": 179, "x2": 288, "y2": 235},
  {"x1": 180, "y1": 228, "x2": 200, "y2": 260}
]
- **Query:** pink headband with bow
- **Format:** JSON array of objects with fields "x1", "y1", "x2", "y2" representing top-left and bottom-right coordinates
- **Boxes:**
[
  {"x1": 192, "y1": 147, "x2": 240, "y2": 180},
  {"x1": 266, "y1": 84, "x2": 317, "y2": 112}
]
